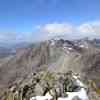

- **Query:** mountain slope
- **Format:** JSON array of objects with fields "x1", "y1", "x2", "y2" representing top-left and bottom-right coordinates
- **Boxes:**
[
  {"x1": 0, "y1": 42, "x2": 50, "y2": 93},
  {"x1": 0, "y1": 39, "x2": 100, "y2": 99}
]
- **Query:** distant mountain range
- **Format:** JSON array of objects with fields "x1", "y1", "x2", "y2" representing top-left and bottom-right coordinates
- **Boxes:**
[
  {"x1": 0, "y1": 42, "x2": 32, "y2": 58},
  {"x1": 94, "y1": 39, "x2": 100, "y2": 44}
]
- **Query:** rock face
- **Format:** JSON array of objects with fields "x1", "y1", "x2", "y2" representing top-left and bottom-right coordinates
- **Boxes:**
[
  {"x1": 0, "y1": 39, "x2": 100, "y2": 99},
  {"x1": 0, "y1": 40, "x2": 70, "y2": 93},
  {"x1": 3, "y1": 71, "x2": 89, "y2": 100},
  {"x1": 0, "y1": 42, "x2": 50, "y2": 95}
]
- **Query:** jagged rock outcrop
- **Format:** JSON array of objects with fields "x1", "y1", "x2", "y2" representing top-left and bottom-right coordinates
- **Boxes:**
[
  {"x1": 2, "y1": 71, "x2": 89, "y2": 100},
  {"x1": 0, "y1": 39, "x2": 100, "y2": 99},
  {"x1": 0, "y1": 41, "x2": 50, "y2": 96}
]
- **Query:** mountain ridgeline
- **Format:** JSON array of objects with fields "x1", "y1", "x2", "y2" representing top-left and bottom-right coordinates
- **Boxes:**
[{"x1": 0, "y1": 39, "x2": 100, "y2": 99}]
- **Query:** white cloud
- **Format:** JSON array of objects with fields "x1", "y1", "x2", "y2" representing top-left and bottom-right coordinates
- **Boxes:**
[
  {"x1": 40, "y1": 23, "x2": 74, "y2": 33},
  {"x1": 78, "y1": 21, "x2": 100, "y2": 34},
  {"x1": 0, "y1": 32, "x2": 16, "y2": 42},
  {"x1": 0, "y1": 32, "x2": 27, "y2": 43},
  {"x1": 37, "y1": 23, "x2": 76, "y2": 38},
  {"x1": 37, "y1": 21, "x2": 100, "y2": 39},
  {"x1": 0, "y1": 21, "x2": 100, "y2": 43},
  {"x1": 78, "y1": 24, "x2": 94, "y2": 33}
]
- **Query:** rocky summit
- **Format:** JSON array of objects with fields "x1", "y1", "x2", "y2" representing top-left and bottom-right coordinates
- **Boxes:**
[{"x1": 0, "y1": 39, "x2": 100, "y2": 100}]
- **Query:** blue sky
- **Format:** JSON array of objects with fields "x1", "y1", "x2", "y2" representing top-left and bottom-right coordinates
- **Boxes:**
[{"x1": 0, "y1": 0, "x2": 100, "y2": 43}]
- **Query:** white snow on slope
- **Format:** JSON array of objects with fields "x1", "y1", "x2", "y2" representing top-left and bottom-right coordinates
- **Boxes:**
[
  {"x1": 30, "y1": 75, "x2": 89, "y2": 100},
  {"x1": 58, "y1": 88, "x2": 88, "y2": 100}
]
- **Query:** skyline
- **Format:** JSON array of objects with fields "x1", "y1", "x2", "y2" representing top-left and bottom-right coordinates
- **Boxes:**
[{"x1": 0, "y1": 0, "x2": 100, "y2": 43}]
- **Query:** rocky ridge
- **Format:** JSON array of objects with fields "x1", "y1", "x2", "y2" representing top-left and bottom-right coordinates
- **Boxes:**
[{"x1": 0, "y1": 39, "x2": 100, "y2": 100}]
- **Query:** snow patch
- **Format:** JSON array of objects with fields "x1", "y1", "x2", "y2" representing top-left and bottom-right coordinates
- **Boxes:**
[{"x1": 30, "y1": 75, "x2": 89, "y2": 100}]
